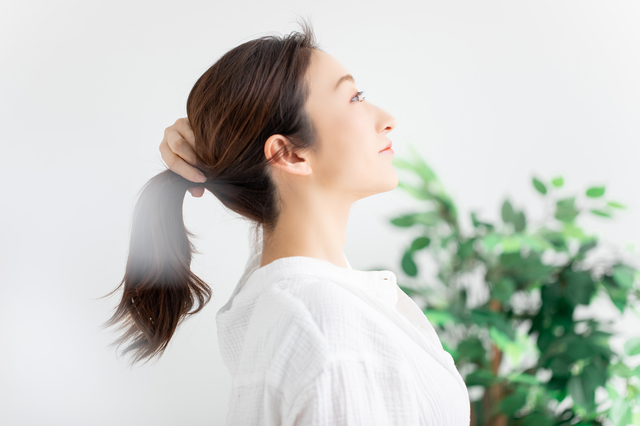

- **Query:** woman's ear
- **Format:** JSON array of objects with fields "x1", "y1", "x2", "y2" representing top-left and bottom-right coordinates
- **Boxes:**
[{"x1": 264, "y1": 134, "x2": 312, "y2": 177}]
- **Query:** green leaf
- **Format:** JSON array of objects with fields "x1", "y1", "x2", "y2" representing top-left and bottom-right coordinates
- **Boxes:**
[
  {"x1": 609, "y1": 397, "x2": 633, "y2": 426},
  {"x1": 401, "y1": 251, "x2": 417, "y2": 277},
  {"x1": 489, "y1": 327, "x2": 527, "y2": 365},
  {"x1": 538, "y1": 228, "x2": 568, "y2": 251},
  {"x1": 628, "y1": 383, "x2": 638, "y2": 399},
  {"x1": 564, "y1": 269, "x2": 597, "y2": 306},
  {"x1": 406, "y1": 144, "x2": 438, "y2": 183},
  {"x1": 577, "y1": 239, "x2": 598, "y2": 254},
  {"x1": 567, "y1": 376, "x2": 586, "y2": 409},
  {"x1": 607, "y1": 201, "x2": 627, "y2": 209},
  {"x1": 532, "y1": 177, "x2": 547, "y2": 195},
  {"x1": 590, "y1": 208, "x2": 612, "y2": 218},
  {"x1": 567, "y1": 370, "x2": 597, "y2": 412},
  {"x1": 465, "y1": 369, "x2": 499, "y2": 386},
  {"x1": 520, "y1": 412, "x2": 554, "y2": 426},
  {"x1": 391, "y1": 156, "x2": 416, "y2": 173},
  {"x1": 470, "y1": 211, "x2": 494, "y2": 229},
  {"x1": 482, "y1": 233, "x2": 501, "y2": 251},
  {"x1": 499, "y1": 251, "x2": 557, "y2": 284},
  {"x1": 613, "y1": 265, "x2": 635, "y2": 289},
  {"x1": 413, "y1": 212, "x2": 441, "y2": 226},
  {"x1": 489, "y1": 326, "x2": 514, "y2": 346},
  {"x1": 471, "y1": 309, "x2": 516, "y2": 340},
  {"x1": 551, "y1": 176, "x2": 564, "y2": 188},
  {"x1": 589, "y1": 332, "x2": 615, "y2": 360},
  {"x1": 423, "y1": 309, "x2": 457, "y2": 326},
  {"x1": 519, "y1": 234, "x2": 556, "y2": 251},
  {"x1": 396, "y1": 181, "x2": 431, "y2": 200},
  {"x1": 410, "y1": 236, "x2": 431, "y2": 251},
  {"x1": 504, "y1": 372, "x2": 541, "y2": 386},
  {"x1": 609, "y1": 361, "x2": 636, "y2": 378},
  {"x1": 562, "y1": 222, "x2": 587, "y2": 241},
  {"x1": 606, "y1": 383, "x2": 619, "y2": 400},
  {"x1": 624, "y1": 337, "x2": 640, "y2": 356},
  {"x1": 547, "y1": 356, "x2": 572, "y2": 377},
  {"x1": 579, "y1": 358, "x2": 608, "y2": 402},
  {"x1": 456, "y1": 238, "x2": 476, "y2": 261},
  {"x1": 564, "y1": 336, "x2": 594, "y2": 360},
  {"x1": 390, "y1": 212, "x2": 439, "y2": 227},
  {"x1": 390, "y1": 214, "x2": 415, "y2": 227},
  {"x1": 496, "y1": 389, "x2": 528, "y2": 416},
  {"x1": 456, "y1": 337, "x2": 486, "y2": 364},
  {"x1": 586, "y1": 186, "x2": 605, "y2": 198},
  {"x1": 491, "y1": 277, "x2": 516, "y2": 303},
  {"x1": 555, "y1": 197, "x2": 580, "y2": 223},
  {"x1": 500, "y1": 235, "x2": 522, "y2": 253},
  {"x1": 514, "y1": 211, "x2": 526, "y2": 232},
  {"x1": 601, "y1": 276, "x2": 628, "y2": 313},
  {"x1": 501, "y1": 199, "x2": 516, "y2": 224}
]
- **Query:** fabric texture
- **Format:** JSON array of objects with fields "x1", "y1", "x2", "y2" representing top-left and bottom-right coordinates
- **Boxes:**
[{"x1": 216, "y1": 225, "x2": 471, "y2": 425}]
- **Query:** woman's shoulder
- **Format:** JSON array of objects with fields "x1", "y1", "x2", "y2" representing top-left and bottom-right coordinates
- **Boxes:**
[
  {"x1": 252, "y1": 276, "x2": 403, "y2": 355},
  {"x1": 234, "y1": 276, "x2": 413, "y2": 396},
  {"x1": 263, "y1": 275, "x2": 381, "y2": 325},
  {"x1": 251, "y1": 275, "x2": 363, "y2": 328}
]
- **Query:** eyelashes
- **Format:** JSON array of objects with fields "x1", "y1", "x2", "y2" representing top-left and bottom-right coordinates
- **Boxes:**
[{"x1": 351, "y1": 90, "x2": 365, "y2": 102}]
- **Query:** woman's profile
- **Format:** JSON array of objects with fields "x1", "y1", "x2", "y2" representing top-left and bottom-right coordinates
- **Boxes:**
[{"x1": 106, "y1": 18, "x2": 471, "y2": 425}]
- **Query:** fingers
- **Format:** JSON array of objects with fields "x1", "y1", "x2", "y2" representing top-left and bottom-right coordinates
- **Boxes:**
[
  {"x1": 188, "y1": 187, "x2": 205, "y2": 197},
  {"x1": 175, "y1": 117, "x2": 196, "y2": 150},
  {"x1": 160, "y1": 117, "x2": 207, "y2": 183},
  {"x1": 159, "y1": 137, "x2": 207, "y2": 183},
  {"x1": 164, "y1": 120, "x2": 199, "y2": 166}
]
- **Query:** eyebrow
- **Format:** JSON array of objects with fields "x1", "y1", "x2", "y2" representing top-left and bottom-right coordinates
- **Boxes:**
[{"x1": 334, "y1": 74, "x2": 356, "y2": 91}]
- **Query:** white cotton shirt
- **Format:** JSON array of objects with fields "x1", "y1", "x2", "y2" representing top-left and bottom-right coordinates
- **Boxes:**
[{"x1": 216, "y1": 227, "x2": 471, "y2": 425}]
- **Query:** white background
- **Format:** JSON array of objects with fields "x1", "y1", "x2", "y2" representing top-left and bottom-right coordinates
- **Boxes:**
[{"x1": 1, "y1": 1, "x2": 639, "y2": 425}]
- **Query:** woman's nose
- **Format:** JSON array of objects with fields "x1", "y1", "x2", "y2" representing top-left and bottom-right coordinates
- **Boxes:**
[
  {"x1": 376, "y1": 105, "x2": 397, "y2": 133},
  {"x1": 386, "y1": 113, "x2": 398, "y2": 132}
]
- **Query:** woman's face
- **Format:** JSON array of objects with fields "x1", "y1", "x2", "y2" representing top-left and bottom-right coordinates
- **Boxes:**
[{"x1": 302, "y1": 49, "x2": 398, "y2": 199}]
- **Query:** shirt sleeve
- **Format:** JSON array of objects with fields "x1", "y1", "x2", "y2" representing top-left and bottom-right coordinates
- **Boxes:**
[{"x1": 282, "y1": 357, "x2": 421, "y2": 426}]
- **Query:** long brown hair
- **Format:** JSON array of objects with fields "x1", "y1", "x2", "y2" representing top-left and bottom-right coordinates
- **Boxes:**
[{"x1": 104, "y1": 18, "x2": 320, "y2": 365}]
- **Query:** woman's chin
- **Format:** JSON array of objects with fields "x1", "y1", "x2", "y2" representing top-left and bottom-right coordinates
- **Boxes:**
[{"x1": 379, "y1": 171, "x2": 399, "y2": 193}]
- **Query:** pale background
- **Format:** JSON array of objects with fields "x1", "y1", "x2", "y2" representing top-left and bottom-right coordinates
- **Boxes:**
[{"x1": 1, "y1": 1, "x2": 639, "y2": 425}]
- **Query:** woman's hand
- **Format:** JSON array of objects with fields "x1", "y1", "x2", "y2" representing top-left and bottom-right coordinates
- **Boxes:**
[{"x1": 159, "y1": 118, "x2": 206, "y2": 197}]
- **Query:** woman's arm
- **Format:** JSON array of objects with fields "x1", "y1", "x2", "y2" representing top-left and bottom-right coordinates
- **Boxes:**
[{"x1": 159, "y1": 117, "x2": 207, "y2": 197}]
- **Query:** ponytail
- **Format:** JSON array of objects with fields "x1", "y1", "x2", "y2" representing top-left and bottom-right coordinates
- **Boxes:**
[{"x1": 105, "y1": 169, "x2": 212, "y2": 365}]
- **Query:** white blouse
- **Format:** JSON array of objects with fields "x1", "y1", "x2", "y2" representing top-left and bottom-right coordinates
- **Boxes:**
[{"x1": 216, "y1": 227, "x2": 471, "y2": 425}]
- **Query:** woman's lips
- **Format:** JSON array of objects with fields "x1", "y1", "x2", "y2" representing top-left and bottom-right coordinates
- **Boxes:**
[
  {"x1": 379, "y1": 147, "x2": 394, "y2": 154},
  {"x1": 379, "y1": 141, "x2": 393, "y2": 153}
]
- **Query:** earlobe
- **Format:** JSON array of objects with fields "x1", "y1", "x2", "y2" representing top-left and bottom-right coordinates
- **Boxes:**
[{"x1": 270, "y1": 159, "x2": 312, "y2": 179}]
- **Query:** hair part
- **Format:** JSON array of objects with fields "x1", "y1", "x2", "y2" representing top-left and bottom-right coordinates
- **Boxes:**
[{"x1": 104, "y1": 17, "x2": 320, "y2": 365}]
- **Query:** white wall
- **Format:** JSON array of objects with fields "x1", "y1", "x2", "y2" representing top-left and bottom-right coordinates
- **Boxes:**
[{"x1": 1, "y1": 1, "x2": 639, "y2": 424}]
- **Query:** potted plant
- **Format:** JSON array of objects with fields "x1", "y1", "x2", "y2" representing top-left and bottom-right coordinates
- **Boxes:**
[{"x1": 386, "y1": 144, "x2": 640, "y2": 426}]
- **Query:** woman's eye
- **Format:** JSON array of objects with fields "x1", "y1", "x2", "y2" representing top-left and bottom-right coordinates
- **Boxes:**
[{"x1": 351, "y1": 90, "x2": 365, "y2": 102}]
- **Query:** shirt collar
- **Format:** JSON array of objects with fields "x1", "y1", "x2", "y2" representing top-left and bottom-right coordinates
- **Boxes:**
[
  {"x1": 218, "y1": 225, "x2": 399, "y2": 317},
  {"x1": 241, "y1": 255, "x2": 399, "y2": 308}
]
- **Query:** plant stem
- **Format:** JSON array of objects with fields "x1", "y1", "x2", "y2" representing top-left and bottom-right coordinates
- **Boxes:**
[{"x1": 483, "y1": 298, "x2": 507, "y2": 426}]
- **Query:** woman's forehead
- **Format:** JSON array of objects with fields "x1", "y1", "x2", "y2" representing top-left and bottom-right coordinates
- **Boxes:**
[{"x1": 307, "y1": 50, "x2": 352, "y2": 94}]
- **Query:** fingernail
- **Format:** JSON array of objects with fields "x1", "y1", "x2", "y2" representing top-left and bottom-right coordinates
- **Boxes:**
[{"x1": 195, "y1": 173, "x2": 206, "y2": 182}]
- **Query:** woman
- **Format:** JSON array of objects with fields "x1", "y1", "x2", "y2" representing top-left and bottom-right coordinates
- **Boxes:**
[{"x1": 107, "y1": 19, "x2": 471, "y2": 425}]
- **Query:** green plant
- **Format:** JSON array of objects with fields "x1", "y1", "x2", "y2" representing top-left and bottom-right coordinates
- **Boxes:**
[{"x1": 389, "y1": 143, "x2": 640, "y2": 426}]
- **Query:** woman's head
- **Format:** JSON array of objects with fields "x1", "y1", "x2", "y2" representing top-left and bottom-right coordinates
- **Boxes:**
[
  {"x1": 273, "y1": 48, "x2": 398, "y2": 203},
  {"x1": 186, "y1": 19, "x2": 320, "y2": 235},
  {"x1": 188, "y1": 23, "x2": 397, "y2": 234},
  {"x1": 105, "y1": 19, "x2": 397, "y2": 364}
]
